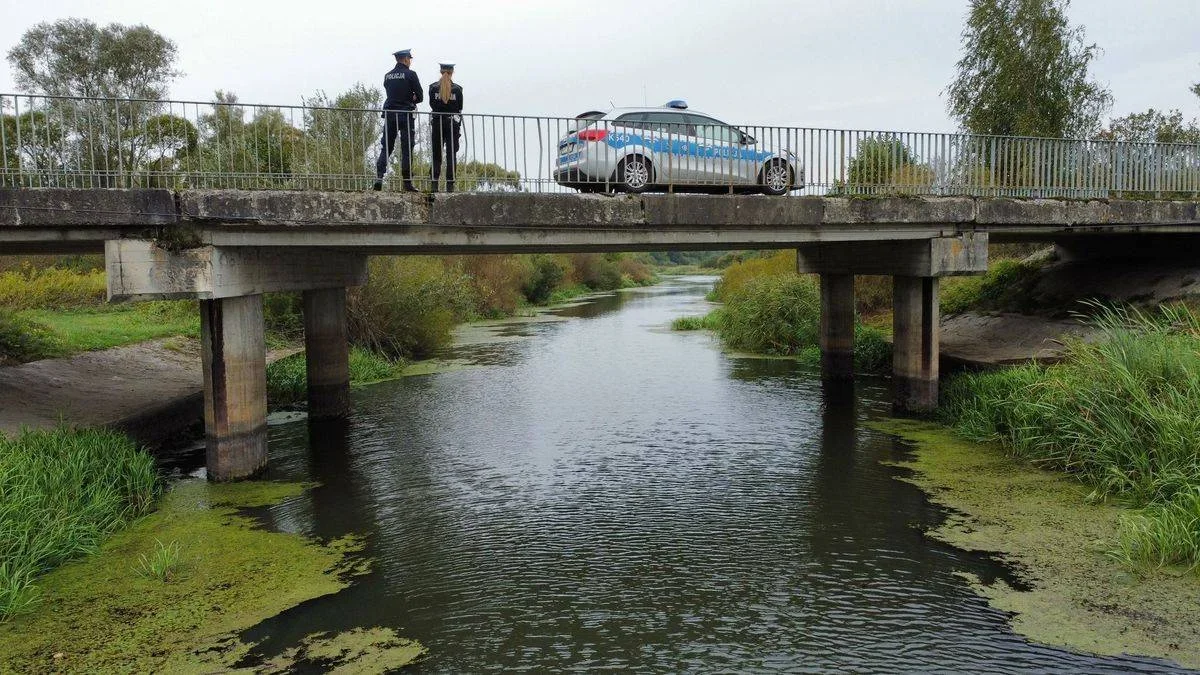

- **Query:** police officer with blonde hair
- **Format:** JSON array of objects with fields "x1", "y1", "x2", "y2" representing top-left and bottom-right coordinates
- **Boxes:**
[
  {"x1": 374, "y1": 48, "x2": 422, "y2": 192},
  {"x1": 428, "y1": 62, "x2": 463, "y2": 192}
]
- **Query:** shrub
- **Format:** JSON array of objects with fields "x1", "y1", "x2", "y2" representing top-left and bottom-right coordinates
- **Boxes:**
[
  {"x1": 567, "y1": 253, "x2": 624, "y2": 291},
  {"x1": 456, "y1": 255, "x2": 529, "y2": 318},
  {"x1": 940, "y1": 259, "x2": 1040, "y2": 315},
  {"x1": 715, "y1": 273, "x2": 820, "y2": 354},
  {"x1": 522, "y1": 255, "x2": 567, "y2": 304},
  {"x1": 0, "y1": 309, "x2": 62, "y2": 364},
  {"x1": 0, "y1": 427, "x2": 158, "y2": 617},
  {"x1": 348, "y1": 257, "x2": 474, "y2": 359}
]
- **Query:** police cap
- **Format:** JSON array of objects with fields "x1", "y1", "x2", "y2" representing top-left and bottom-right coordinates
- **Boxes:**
[
  {"x1": 393, "y1": 49, "x2": 412, "y2": 59},
  {"x1": 439, "y1": 63, "x2": 455, "y2": 71}
]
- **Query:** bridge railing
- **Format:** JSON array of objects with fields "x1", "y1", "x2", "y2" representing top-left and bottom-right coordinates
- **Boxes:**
[{"x1": 2, "y1": 93, "x2": 1199, "y2": 198}]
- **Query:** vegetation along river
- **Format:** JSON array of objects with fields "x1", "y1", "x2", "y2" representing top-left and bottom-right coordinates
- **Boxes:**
[{"x1": 239, "y1": 276, "x2": 1188, "y2": 672}]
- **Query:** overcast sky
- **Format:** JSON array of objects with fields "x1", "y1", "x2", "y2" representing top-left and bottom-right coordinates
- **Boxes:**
[{"x1": 2, "y1": 0, "x2": 1198, "y2": 131}]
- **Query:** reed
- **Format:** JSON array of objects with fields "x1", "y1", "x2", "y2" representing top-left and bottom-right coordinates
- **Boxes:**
[{"x1": 0, "y1": 427, "x2": 158, "y2": 618}]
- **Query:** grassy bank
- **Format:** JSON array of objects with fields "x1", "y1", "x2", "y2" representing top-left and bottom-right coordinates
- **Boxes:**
[
  {"x1": 940, "y1": 304, "x2": 1200, "y2": 573},
  {"x1": 671, "y1": 251, "x2": 892, "y2": 373},
  {"x1": 0, "y1": 427, "x2": 158, "y2": 619},
  {"x1": 266, "y1": 347, "x2": 406, "y2": 404}
]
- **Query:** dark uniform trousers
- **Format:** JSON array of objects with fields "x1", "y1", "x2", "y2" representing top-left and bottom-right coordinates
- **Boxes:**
[
  {"x1": 431, "y1": 114, "x2": 461, "y2": 190},
  {"x1": 376, "y1": 109, "x2": 416, "y2": 181}
]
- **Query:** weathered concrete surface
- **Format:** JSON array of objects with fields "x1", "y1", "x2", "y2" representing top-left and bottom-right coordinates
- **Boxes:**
[
  {"x1": 0, "y1": 188, "x2": 176, "y2": 227},
  {"x1": 893, "y1": 276, "x2": 940, "y2": 414},
  {"x1": 106, "y1": 240, "x2": 367, "y2": 300},
  {"x1": 432, "y1": 192, "x2": 644, "y2": 227},
  {"x1": 201, "y1": 295, "x2": 267, "y2": 481},
  {"x1": 302, "y1": 288, "x2": 350, "y2": 419},
  {"x1": 819, "y1": 274, "x2": 855, "y2": 380},
  {"x1": 797, "y1": 233, "x2": 988, "y2": 277},
  {"x1": 6, "y1": 188, "x2": 1200, "y2": 254},
  {"x1": 181, "y1": 189, "x2": 427, "y2": 226}
]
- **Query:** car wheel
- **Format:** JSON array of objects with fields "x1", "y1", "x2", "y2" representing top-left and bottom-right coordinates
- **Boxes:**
[
  {"x1": 760, "y1": 160, "x2": 793, "y2": 196},
  {"x1": 615, "y1": 155, "x2": 652, "y2": 193}
]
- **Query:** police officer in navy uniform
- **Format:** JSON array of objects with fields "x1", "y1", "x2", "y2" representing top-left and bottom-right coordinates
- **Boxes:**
[
  {"x1": 428, "y1": 63, "x2": 464, "y2": 192},
  {"x1": 374, "y1": 49, "x2": 423, "y2": 192}
]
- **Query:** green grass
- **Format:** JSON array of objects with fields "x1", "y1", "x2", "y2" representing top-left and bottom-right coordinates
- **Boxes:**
[
  {"x1": 266, "y1": 347, "x2": 407, "y2": 404},
  {"x1": 0, "y1": 427, "x2": 159, "y2": 618},
  {"x1": 940, "y1": 303, "x2": 1200, "y2": 573},
  {"x1": 16, "y1": 302, "x2": 198, "y2": 355},
  {"x1": 135, "y1": 540, "x2": 183, "y2": 582},
  {"x1": 0, "y1": 309, "x2": 63, "y2": 364},
  {"x1": 671, "y1": 315, "x2": 716, "y2": 331},
  {"x1": 940, "y1": 258, "x2": 1043, "y2": 315}
]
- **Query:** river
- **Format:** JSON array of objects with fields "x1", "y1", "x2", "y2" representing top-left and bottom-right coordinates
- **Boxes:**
[{"x1": 236, "y1": 276, "x2": 1185, "y2": 673}]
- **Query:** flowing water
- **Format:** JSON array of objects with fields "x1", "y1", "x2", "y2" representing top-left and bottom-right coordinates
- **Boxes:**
[{"x1": 238, "y1": 276, "x2": 1186, "y2": 673}]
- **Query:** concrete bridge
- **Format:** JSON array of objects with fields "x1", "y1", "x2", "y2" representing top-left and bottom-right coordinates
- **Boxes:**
[{"x1": 3, "y1": 187, "x2": 1199, "y2": 480}]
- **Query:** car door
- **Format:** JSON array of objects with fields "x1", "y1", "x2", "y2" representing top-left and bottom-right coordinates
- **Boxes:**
[
  {"x1": 690, "y1": 115, "x2": 756, "y2": 186},
  {"x1": 643, "y1": 111, "x2": 699, "y2": 183}
]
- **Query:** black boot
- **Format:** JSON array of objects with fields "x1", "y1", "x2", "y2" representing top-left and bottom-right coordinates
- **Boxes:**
[
  {"x1": 403, "y1": 181, "x2": 418, "y2": 193},
  {"x1": 372, "y1": 180, "x2": 383, "y2": 191}
]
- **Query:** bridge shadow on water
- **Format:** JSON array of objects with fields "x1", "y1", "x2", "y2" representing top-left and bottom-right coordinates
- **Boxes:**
[{"x1": 226, "y1": 280, "x2": 1186, "y2": 673}]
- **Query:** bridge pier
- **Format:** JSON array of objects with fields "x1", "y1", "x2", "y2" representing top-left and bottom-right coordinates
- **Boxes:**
[
  {"x1": 819, "y1": 273, "x2": 855, "y2": 380},
  {"x1": 799, "y1": 233, "x2": 987, "y2": 413},
  {"x1": 201, "y1": 294, "x2": 268, "y2": 481},
  {"x1": 892, "y1": 276, "x2": 939, "y2": 414},
  {"x1": 303, "y1": 287, "x2": 351, "y2": 419}
]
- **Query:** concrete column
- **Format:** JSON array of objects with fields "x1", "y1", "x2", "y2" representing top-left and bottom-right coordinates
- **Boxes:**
[
  {"x1": 200, "y1": 294, "x2": 268, "y2": 481},
  {"x1": 302, "y1": 287, "x2": 351, "y2": 419},
  {"x1": 819, "y1": 273, "x2": 855, "y2": 380},
  {"x1": 892, "y1": 276, "x2": 939, "y2": 414}
]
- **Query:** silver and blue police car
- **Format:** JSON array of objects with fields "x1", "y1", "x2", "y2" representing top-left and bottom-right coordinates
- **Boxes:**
[{"x1": 554, "y1": 100, "x2": 804, "y2": 195}]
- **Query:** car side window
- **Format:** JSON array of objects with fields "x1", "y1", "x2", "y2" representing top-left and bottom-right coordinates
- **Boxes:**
[
  {"x1": 645, "y1": 112, "x2": 696, "y2": 137},
  {"x1": 689, "y1": 116, "x2": 738, "y2": 144},
  {"x1": 614, "y1": 113, "x2": 649, "y2": 131}
]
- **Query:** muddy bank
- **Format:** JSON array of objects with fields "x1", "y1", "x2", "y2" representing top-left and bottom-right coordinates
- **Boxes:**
[
  {"x1": 0, "y1": 338, "x2": 297, "y2": 446},
  {"x1": 879, "y1": 419, "x2": 1200, "y2": 669},
  {"x1": 939, "y1": 311, "x2": 1098, "y2": 367}
]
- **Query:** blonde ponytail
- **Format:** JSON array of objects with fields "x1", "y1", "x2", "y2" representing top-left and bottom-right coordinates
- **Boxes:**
[{"x1": 439, "y1": 73, "x2": 452, "y2": 105}]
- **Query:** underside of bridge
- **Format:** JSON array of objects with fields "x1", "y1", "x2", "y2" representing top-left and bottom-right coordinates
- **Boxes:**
[{"x1": 4, "y1": 188, "x2": 1200, "y2": 480}]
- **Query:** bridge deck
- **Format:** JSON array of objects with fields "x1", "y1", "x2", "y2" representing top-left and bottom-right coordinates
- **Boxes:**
[{"x1": 2, "y1": 189, "x2": 1199, "y2": 255}]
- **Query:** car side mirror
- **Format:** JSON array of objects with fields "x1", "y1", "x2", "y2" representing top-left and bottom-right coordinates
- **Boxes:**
[{"x1": 742, "y1": 135, "x2": 756, "y2": 145}]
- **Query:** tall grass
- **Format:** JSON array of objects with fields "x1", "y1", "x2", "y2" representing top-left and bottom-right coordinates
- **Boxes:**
[
  {"x1": 349, "y1": 257, "x2": 476, "y2": 359},
  {"x1": 941, "y1": 303, "x2": 1200, "y2": 572},
  {"x1": 0, "y1": 266, "x2": 106, "y2": 311},
  {"x1": 266, "y1": 347, "x2": 407, "y2": 404},
  {"x1": 0, "y1": 309, "x2": 63, "y2": 364},
  {"x1": 0, "y1": 427, "x2": 158, "y2": 618}
]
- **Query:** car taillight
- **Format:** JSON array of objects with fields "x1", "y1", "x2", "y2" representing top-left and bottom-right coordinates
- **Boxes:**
[{"x1": 576, "y1": 129, "x2": 608, "y2": 142}]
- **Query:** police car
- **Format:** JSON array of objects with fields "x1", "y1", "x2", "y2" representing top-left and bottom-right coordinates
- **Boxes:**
[{"x1": 554, "y1": 101, "x2": 803, "y2": 195}]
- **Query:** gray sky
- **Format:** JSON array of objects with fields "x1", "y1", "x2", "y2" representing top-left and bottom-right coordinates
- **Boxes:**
[{"x1": 2, "y1": 0, "x2": 1198, "y2": 131}]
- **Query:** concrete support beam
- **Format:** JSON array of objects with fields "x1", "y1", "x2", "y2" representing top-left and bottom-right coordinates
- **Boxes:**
[
  {"x1": 819, "y1": 273, "x2": 856, "y2": 380},
  {"x1": 302, "y1": 288, "x2": 351, "y2": 419},
  {"x1": 106, "y1": 240, "x2": 367, "y2": 301},
  {"x1": 893, "y1": 276, "x2": 939, "y2": 414},
  {"x1": 797, "y1": 233, "x2": 988, "y2": 277},
  {"x1": 201, "y1": 294, "x2": 267, "y2": 481}
]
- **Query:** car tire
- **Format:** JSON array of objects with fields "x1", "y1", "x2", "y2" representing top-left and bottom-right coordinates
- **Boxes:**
[
  {"x1": 615, "y1": 155, "x2": 653, "y2": 194},
  {"x1": 760, "y1": 159, "x2": 793, "y2": 196}
]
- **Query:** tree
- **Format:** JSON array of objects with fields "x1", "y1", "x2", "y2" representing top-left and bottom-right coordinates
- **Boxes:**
[
  {"x1": 301, "y1": 84, "x2": 383, "y2": 189},
  {"x1": 7, "y1": 18, "x2": 179, "y2": 99},
  {"x1": 1099, "y1": 109, "x2": 1200, "y2": 145},
  {"x1": 946, "y1": 0, "x2": 1112, "y2": 139}
]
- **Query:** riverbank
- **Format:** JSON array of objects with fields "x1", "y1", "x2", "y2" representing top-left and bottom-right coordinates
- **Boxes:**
[{"x1": 882, "y1": 419, "x2": 1200, "y2": 669}]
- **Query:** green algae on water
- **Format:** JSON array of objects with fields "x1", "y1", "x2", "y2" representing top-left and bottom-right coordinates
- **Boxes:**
[
  {"x1": 0, "y1": 479, "x2": 424, "y2": 673},
  {"x1": 875, "y1": 418, "x2": 1200, "y2": 669}
]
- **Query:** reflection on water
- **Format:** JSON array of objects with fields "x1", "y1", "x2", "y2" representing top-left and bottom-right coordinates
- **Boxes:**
[{"x1": 243, "y1": 277, "x2": 1187, "y2": 673}]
